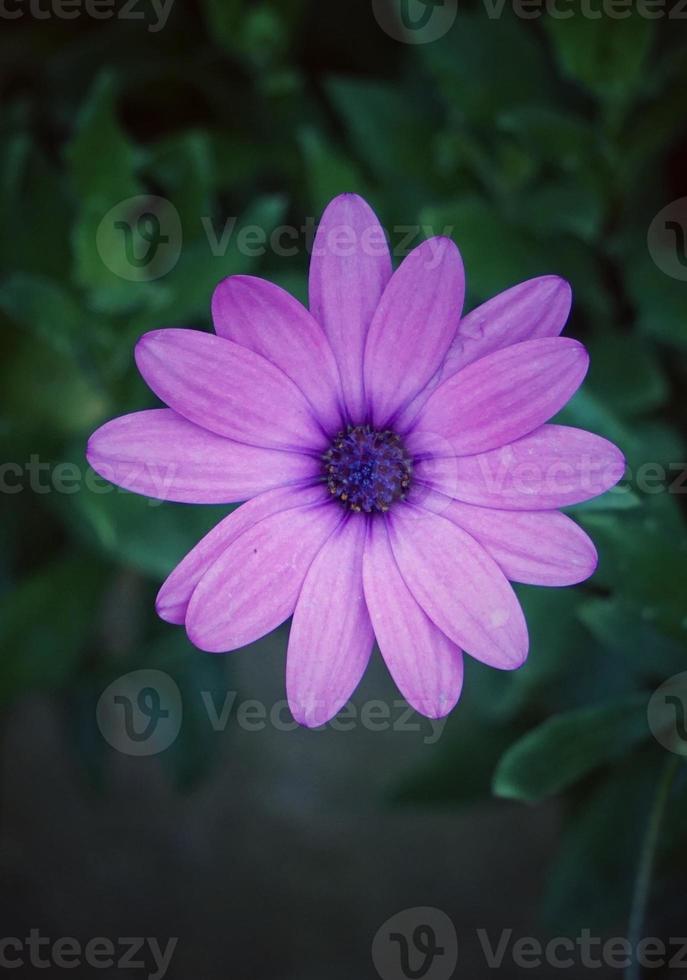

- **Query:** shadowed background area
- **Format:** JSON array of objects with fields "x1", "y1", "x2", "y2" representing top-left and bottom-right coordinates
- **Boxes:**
[{"x1": 1, "y1": 0, "x2": 686, "y2": 977}]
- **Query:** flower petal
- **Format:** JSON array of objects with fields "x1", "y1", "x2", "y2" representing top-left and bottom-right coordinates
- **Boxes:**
[
  {"x1": 87, "y1": 409, "x2": 320, "y2": 504},
  {"x1": 399, "y1": 276, "x2": 573, "y2": 427},
  {"x1": 413, "y1": 337, "x2": 589, "y2": 456},
  {"x1": 287, "y1": 517, "x2": 373, "y2": 728},
  {"x1": 186, "y1": 494, "x2": 343, "y2": 652},
  {"x1": 415, "y1": 424, "x2": 626, "y2": 510},
  {"x1": 363, "y1": 518, "x2": 464, "y2": 718},
  {"x1": 423, "y1": 493, "x2": 598, "y2": 586},
  {"x1": 156, "y1": 484, "x2": 329, "y2": 625},
  {"x1": 212, "y1": 275, "x2": 345, "y2": 434},
  {"x1": 388, "y1": 506, "x2": 528, "y2": 670},
  {"x1": 365, "y1": 237, "x2": 465, "y2": 428},
  {"x1": 444, "y1": 275, "x2": 572, "y2": 377},
  {"x1": 309, "y1": 194, "x2": 392, "y2": 423},
  {"x1": 135, "y1": 329, "x2": 326, "y2": 452}
]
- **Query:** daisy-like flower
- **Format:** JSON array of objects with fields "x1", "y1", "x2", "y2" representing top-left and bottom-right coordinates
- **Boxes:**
[{"x1": 87, "y1": 194, "x2": 625, "y2": 727}]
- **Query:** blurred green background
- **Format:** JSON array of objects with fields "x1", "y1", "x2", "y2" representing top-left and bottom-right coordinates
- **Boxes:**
[{"x1": 1, "y1": 0, "x2": 686, "y2": 976}]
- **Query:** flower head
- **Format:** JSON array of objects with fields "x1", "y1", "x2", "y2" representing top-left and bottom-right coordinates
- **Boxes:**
[{"x1": 87, "y1": 194, "x2": 625, "y2": 727}]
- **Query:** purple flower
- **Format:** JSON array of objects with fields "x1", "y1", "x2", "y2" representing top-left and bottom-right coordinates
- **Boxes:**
[{"x1": 87, "y1": 194, "x2": 625, "y2": 727}]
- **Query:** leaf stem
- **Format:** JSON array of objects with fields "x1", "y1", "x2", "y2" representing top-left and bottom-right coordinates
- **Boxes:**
[{"x1": 625, "y1": 754, "x2": 682, "y2": 980}]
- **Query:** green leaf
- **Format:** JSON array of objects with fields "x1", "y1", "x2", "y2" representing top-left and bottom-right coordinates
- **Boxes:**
[
  {"x1": 325, "y1": 76, "x2": 435, "y2": 197},
  {"x1": 421, "y1": 198, "x2": 550, "y2": 304},
  {"x1": 586, "y1": 330, "x2": 669, "y2": 417},
  {"x1": 146, "y1": 131, "x2": 216, "y2": 234},
  {"x1": 579, "y1": 597, "x2": 685, "y2": 683},
  {"x1": 522, "y1": 178, "x2": 605, "y2": 243},
  {"x1": 498, "y1": 107, "x2": 593, "y2": 173},
  {"x1": 423, "y1": 12, "x2": 555, "y2": 122},
  {"x1": 579, "y1": 509, "x2": 687, "y2": 638},
  {"x1": 66, "y1": 73, "x2": 151, "y2": 312},
  {"x1": 0, "y1": 334, "x2": 107, "y2": 437},
  {"x1": 0, "y1": 274, "x2": 86, "y2": 356},
  {"x1": 0, "y1": 137, "x2": 73, "y2": 280},
  {"x1": 493, "y1": 695, "x2": 650, "y2": 803},
  {"x1": 299, "y1": 126, "x2": 366, "y2": 215},
  {"x1": 545, "y1": 10, "x2": 654, "y2": 105},
  {"x1": 0, "y1": 556, "x2": 106, "y2": 705},
  {"x1": 625, "y1": 249, "x2": 687, "y2": 352},
  {"x1": 544, "y1": 751, "x2": 658, "y2": 932}
]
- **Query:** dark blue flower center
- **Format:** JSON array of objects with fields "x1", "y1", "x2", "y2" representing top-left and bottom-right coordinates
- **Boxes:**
[{"x1": 323, "y1": 425, "x2": 413, "y2": 514}]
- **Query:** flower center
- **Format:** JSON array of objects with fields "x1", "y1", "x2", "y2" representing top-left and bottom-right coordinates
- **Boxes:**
[{"x1": 322, "y1": 425, "x2": 413, "y2": 514}]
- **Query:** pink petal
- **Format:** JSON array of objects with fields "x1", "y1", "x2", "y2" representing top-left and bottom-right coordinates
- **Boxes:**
[
  {"x1": 388, "y1": 506, "x2": 528, "y2": 670},
  {"x1": 413, "y1": 337, "x2": 589, "y2": 456},
  {"x1": 212, "y1": 275, "x2": 345, "y2": 434},
  {"x1": 363, "y1": 518, "x2": 464, "y2": 718},
  {"x1": 185, "y1": 495, "x2": 343, "y2": 652},
  {"x1": 309, "y1": 194, "x2": 392, "y2": 423},
  {"x1": 287, "y1": 517, "x2": 373, "y2": 728},
  {"x1": 424, "y1": 493, "x2": 598, "y2": 586},
  {"x1": 156, "y1": 484, "x2": 329, "y2": 625},
  {"x1": 415, "y1": 424, "x2": 626, "y2": 510},
  {"x1": 365, "y1": 237, "x2": 465, "y2": 428},
  {"x1": 135, "y1": 329, "x2": 327, "y2": 453},
  {"x1": 398, "y1": 276, "x2": 573, "y2": 429},
  {"x1": 445, "y1": 275, "x2": 572, "y2": 377},
  {"x1": 87, "y1": 409, "x2": 321, "y2": 504}
]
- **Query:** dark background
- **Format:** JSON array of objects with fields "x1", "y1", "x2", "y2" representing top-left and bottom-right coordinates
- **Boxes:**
[{"x1": 1, "y1": 0, "x2": 686, "y2": 977}]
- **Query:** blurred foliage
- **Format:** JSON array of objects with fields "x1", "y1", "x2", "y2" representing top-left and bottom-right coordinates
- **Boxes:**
[{"x1": 0, "y1": 0, "x2": 686, "y2": 946}]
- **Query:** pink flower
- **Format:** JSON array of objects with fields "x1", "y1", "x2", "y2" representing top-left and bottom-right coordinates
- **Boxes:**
[{"x1": 87, "y1": 194, "x2": 625, "y2": 727}]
